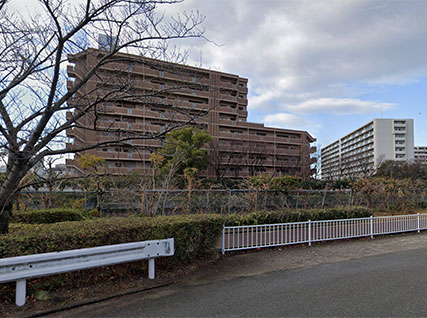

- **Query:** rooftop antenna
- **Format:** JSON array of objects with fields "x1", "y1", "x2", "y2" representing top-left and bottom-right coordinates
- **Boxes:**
[{"x1": 199, "y1": 49, "x2": 203, "y2": 68}]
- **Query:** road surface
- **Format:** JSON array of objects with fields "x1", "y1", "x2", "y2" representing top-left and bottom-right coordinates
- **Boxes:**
[{"x1": 47, "y1": 232, "x2": 427, "y2": 317}]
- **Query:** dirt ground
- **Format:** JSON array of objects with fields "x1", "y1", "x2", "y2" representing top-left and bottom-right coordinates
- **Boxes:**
[{"x1": 4, "y1": 230, "x2": 427, "y2": 318}]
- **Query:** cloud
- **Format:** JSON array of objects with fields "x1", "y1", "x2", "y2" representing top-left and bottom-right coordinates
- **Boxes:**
[
  {"x1": 172, "y1": 0, "x2": 427, "y2": 116},
  {"x1": 263, "y1": 113, "x2": 321, "y2": 135},
  {"x1": 287, "y1": 98, "x2": 396, "y2": 115}
]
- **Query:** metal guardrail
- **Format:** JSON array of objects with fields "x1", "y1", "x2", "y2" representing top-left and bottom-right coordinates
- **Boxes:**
[
  {"x1": 222, "y1": 214, "x2": 427, "y2": 253},
  {"x1": 0, "y1": 238, "x2": 174, "y2": 306}
]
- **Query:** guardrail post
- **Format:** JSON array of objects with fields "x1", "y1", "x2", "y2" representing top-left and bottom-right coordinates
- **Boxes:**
[
  {"x1": 370, "y1": 216, "x2": 374, "y2": 239},
  {"x1": 148, "y1": 258, "x2": 155, "y2": 279},
  {"x1": 308, "y1": 220, "x2": 312, "y2": 246},
  {"x1": 16, "y1": 279, "x2": 26, "y2": 306},
  {"x1": 418, "y1": 213, "x2": 420, "y2": 233}
]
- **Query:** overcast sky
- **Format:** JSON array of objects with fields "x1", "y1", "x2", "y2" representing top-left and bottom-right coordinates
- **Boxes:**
[
  {"x1": 167, "y1": 0, "x2": 427, "y2": 148},
  {"x1": 8, "y1": 0, "x2": 427, "y2": 149}
]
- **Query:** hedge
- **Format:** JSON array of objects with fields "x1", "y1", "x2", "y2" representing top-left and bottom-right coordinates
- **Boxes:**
[
  {"x1": 11, "y1": 208, "x2": 93, "y2": 224},
  {"x1": 2, "y1": 214, "x2": 225, "y2": 263},
  {"x1": 226, "y1": 207, "x2": 372, "y2": 226}
]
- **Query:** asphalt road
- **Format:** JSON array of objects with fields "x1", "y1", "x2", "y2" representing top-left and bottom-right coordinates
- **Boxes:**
[{"x1": 51, "y1": 242, "x2": 427, "y2": 317}]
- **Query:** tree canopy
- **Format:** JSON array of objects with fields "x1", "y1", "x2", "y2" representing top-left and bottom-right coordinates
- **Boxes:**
[
  {"x1": 375, "y1": 160, "x2": 427, "y2": 181},
  {"x1": 159, "y1": 127, "x2": 212, "y2": 175}
]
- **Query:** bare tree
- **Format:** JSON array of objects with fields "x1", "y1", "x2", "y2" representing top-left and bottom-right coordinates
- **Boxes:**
[
  {"x1": 207, "y1": 138, "x2": 242, "y2": 180},
  {"x1": 244, "y1": 141, "x2": 266, "y2": 177},
  {"x1": 0, "y1": 0, "x2": 205, "y2": 233},
  {"x1": 33, "y1": 157, "x2": 65, "y2": 209}
]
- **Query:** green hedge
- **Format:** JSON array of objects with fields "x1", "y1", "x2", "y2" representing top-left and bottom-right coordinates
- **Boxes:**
[
  {"x1": 225, "y1": 207, "x2": 372, "y2": 226},
  {"x1": 11, "y1": 208, "x2": 93, "y2": 224},
  {"x1": 2, "y1": 214, "x2": 225, "y2": 263}
]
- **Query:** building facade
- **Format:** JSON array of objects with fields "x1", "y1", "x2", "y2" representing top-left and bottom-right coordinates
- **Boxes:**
[
  {"x1": 321, "y1": 119, "x2": 415, "y2": 180},
  {"x1": 415, "y1": 146, "x2": 427, "y2": 163},
  {"x1": 66, "y1": 49, "x2": 316, "y2": 179}
]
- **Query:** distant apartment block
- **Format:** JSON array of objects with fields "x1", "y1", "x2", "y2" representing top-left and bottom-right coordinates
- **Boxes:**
[
  {"x1": 415, "y1": 146, "x2": 427, "y2": 163},
  {"x1": 66, "y1": 48, "x2": 316, "y2": 179},
  {"x1": 321, "y1": 119, "x2": 415, "y2": 180}
]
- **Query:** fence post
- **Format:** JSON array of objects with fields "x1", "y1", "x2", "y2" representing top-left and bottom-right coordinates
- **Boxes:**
[
  {"x1": 418, "y1": 213, "x2": 420, "y2": 233},
  {"x1": 414, "y1": 190, "x2": 417, "y2": 207},
  {"x1": 84, "y1": 191, "x2": 88, "y2": 209},
  {"x1": 296, "y1": 191, "x2": 300, "y2": 209},
  {"x1": 227, "y1": 190, "x2": 231, "y2": 215},
  {"x1": 143, "y1": 190, "x2": 146, "y2": 216},
  {"x1": 308, "y1": 220, "x2": 312, "y2": 246},
  {"x1": 263, "y1": 190, "x2": 267, "y2": 210},
  {"x1": 255, "y1": 190, "x2": 258, "y2": 211},
  {"x1": 222, "y1": 225, "x2": 225, "y2": 255},
  {"x1": 321, "y1": 191, "x2": 326, "y2": 209},
  {"x1": 370, "y1": 215, "x2": 374, "y2": 239}
]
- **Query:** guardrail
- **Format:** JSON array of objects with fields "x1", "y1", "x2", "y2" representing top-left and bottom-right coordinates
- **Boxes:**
[
  {"x1": 222, "y1": 213, "x2": 427, "y2": 253},
  {"x1": 0, "y1": 238, "x2": 174, "y2": 306}
]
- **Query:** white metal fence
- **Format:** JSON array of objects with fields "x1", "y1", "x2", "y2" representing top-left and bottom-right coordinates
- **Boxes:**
[{"x1": 222, "y1": 213, "x2": 427, "y2": 253}]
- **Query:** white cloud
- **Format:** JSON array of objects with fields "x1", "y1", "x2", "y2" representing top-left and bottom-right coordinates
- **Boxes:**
[
  {"x1": 287, "y1": 98, "x2": 396, "y2": 115},
  {"x1": 172, "y1": 0, "x2": 427, "y2": 117},
  {"x1": 263, "y1": 113, "x2": 321, "y2": 135}
]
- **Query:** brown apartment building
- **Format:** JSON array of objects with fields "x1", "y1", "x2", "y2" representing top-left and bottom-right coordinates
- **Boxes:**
[{"x1": 66, "y1": 48, "x2": 316, "y2": 179}]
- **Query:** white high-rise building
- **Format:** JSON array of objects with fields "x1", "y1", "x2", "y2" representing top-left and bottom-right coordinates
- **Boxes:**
[
  {"x1": 321, "y1": 119, "x2": 415, "y2": 180},
  {"x1": 415, "y1": 146, "x2": 427, "y2": 163}
]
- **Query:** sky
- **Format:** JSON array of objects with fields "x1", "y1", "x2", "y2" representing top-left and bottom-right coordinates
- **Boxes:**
[
  {"x1": 164, "y1": 0, "x2": 427, "y2": 149},
  {"x1": 6, "y1": 0, "x2": 427, "y2": 151}
]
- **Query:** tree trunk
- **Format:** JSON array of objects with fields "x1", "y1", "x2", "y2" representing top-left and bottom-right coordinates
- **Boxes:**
[
  {"x1": 0, "y1": 201, "x2": 12, "y2": 234},
  {"x1": 0, "y1": 157, "x2": 32, "y2": 233}
]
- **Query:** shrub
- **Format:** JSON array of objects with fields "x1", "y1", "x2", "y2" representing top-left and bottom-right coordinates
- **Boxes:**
[{"x1": 11, "y1": 208, "x2": 92, "y2": 224}]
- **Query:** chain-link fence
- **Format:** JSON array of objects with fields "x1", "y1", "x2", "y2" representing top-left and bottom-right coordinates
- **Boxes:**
[{"x1": 16, "y1": 188, "x2": 427, "y2": 216}]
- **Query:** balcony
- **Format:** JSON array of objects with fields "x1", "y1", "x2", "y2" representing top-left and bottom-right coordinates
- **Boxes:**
[
  {"x1": 67, "y1": 65, "x2": 76, "y2": 77},
  {"x1": 66, "y1": 80, "x2": 74, "y2": 90}
]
